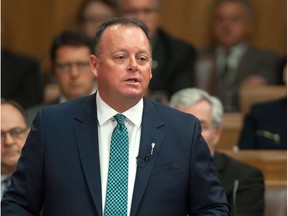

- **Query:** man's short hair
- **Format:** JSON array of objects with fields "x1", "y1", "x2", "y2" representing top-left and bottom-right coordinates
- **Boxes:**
[
  {"x1": 50, "y1": 30, "x2": 94, "y2": 62},
  {"x1": 1, "y1": 98, "x2": 28, "y2": 127},
  {"x1": 93, "y1": 17, "x2": 151, "y2": 56},
  {"x1": 170, "y1": 88, "x2": 224, "y2": 127}
]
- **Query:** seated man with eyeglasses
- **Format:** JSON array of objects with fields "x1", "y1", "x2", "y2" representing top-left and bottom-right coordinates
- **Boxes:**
[
  {"x1": 1, "y1": 99, "x2": 30, "y2": 200},
  {"x1": 26, "y1": 30, "x2": 97, "y2": 125}
]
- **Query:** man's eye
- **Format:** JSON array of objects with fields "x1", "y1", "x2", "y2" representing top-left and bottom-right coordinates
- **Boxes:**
[
  {"x1": 137, "y1": 57, "x2": 148, "y2": 63},
  {"x1": 116, "y1": 55, "x2": 126, "y2": 60},
  {"x1": 113, "y1": 55, "x2": 126, "y2": 63},
  {"x1": 11, "y1": 130, "x2": 22, "y2": 137}
]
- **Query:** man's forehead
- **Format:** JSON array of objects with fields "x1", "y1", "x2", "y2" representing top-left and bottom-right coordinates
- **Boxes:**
[
  {"x1": 1, "y1": 114, "x2": 26, "y2": 129},
  {"x1": 105, "y1": 24, "x2": 142, "y2": 34},
  {"x1": 102, "y1": 24, "x2": 149, "y2": 45}
]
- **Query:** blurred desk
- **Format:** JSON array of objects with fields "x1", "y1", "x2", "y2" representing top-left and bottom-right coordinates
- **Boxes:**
[
  {"x1": 219, "y1": 149, "x2": 287, "y2": 186},
  {"x1": 239, "y1": 85, "x2": 287, "y2": 116}
]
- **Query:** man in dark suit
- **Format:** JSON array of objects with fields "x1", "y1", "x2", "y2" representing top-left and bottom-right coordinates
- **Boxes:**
[
  {"x1": 26, "y1": 30, "x2": 97, "y2": 125},
  {"x1": 118, "y1": 0, "x2": 197, "y2": 103},
  {"x1": 237, "y1": 97, "x2": 287, "y2": 150},
  {"x1": 195, "y1": 0, "x2": 280, "y2": 112},
  {"x1": 237, "y1": 63, "x2": 287, "y2": 150},
  {"x1": 1, "y1": 99, "x2": 30, "y2": 200},
  {"x1": 1, "y1": 18, "x2": 230, "y2": 215},
  {"x1": 170, "y1": 88, "x2": 264, "y2": 216},
  {"x1": 1, "y1": 49, "x2": 43, "y2": 108}
]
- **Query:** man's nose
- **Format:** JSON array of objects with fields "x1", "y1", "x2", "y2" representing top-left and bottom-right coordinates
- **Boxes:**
[
  {"x1": 70, "y1": 65, "x2": 81, "y2": 77},
  {"x1": 127, "y1": 57, "x2": 138, "y2": 72},
  {"x1": 1, "y1": 133, "x2": 16, "y2": 146},
  {"x1": 134, "y1": 12, "x2": 147, "y2": 22}
]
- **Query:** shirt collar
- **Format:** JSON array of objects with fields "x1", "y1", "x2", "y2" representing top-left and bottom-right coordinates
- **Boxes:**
[
  {"x1": 216, "y1": 42, "x2": 248, "y2": 56},
  {"x1": 96, "y1": 92, "x2": 143, "y2": 128}
]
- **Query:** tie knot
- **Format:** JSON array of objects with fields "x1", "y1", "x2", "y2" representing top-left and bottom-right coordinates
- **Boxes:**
[{"x1": 114, "y1": 114, "x2": 125, "y2": 127}]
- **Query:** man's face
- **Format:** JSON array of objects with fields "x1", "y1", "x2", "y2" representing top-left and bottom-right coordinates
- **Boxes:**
[
  {"x1": 178, "y1": 100, "x2": 220, "y2": 156},
  {"x1": 1, "y1": 104, "x2": 29, "y2": 171},
  {"x1": 54, "y1": 45, "x2": 96, "y2": 100},
  {"x1": 90, "y1": 25, "x2": 152, "y2": 110},
  {"x1": 81, "y1": 1, "x2": 115, "y2": 39},
  {"x1": 213, "y1": 2, "x2": 251, "y2": 48},
  {"x1": 119, "y1": 0, "x2": 160, "y2": 39}
]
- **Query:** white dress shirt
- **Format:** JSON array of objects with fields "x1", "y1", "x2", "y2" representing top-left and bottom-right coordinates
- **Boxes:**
[{"x1": 96, "y1": 92, "x2": 143, "y2": 216}]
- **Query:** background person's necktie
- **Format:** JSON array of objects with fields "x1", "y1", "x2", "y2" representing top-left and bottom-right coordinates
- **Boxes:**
[
  {"x1": 104, "y1": 114, "x2": 129, "y2": 216},
  {"x1": 1, "y1": 177, "x2": 11, "y2": 199},
  {"x1": 220, "y1": 51, "x2": 232, "y2": 88}
]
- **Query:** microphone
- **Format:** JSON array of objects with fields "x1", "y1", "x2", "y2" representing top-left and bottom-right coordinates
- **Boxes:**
[
  {"x1": 136, "y1": 155, "x2": 150, "y2": 168},
  {"x1": 233, "y1": 179, "x2": 239, "y2": 216},
  {"x1": 136, "y1": 143, "x2": 156, "y2": 168}
]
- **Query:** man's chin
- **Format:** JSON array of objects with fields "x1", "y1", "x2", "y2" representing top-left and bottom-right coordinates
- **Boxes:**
[{"x1": 2, "y1": 155, "x2": 20, "y2": 166}]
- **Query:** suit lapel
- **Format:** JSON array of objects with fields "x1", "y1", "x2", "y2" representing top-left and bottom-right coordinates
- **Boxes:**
[
  {"x1": 73, "y1": 94, "x2": 102, "y2": 216},
  {"x1": 130, "y1": 100, "x2": 165, "y2": 216},
  {"x1": 235, "y1": 47, "x2": 252, "y2": 81}
]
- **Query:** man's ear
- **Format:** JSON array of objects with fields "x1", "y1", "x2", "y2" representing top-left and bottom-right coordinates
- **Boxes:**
[
  {"x1": 90, "y1": 55, "x2": 98, "y2": 78},
  {"x1": 213, "y1": 126, "x2": 222, "y2": 146}
]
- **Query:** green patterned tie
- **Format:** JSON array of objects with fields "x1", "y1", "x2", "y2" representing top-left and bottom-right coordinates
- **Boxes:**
[{"x1": 104, "y1": 114, "x2": 129, "y2": 216}]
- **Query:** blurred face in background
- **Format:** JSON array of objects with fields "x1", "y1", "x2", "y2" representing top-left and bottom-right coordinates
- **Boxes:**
[
  {"x1": 80, "y1": 1, "x2": 115, "y2": 39},
  {"x1": 213, "y1": 2, "x2": 251, "y2": 48},
  {"x1": 178, "y1": 100, "x2": 221, "y2": 156},
  {"x1": 1, "y1": 103, "x2": 29, "y2": 175},
  {"x1": 119, "y1": 0, "x2": 160, "y2": 39},
  {"x1": 54, "y1": 45, "x2": 96, "y2": 100}
]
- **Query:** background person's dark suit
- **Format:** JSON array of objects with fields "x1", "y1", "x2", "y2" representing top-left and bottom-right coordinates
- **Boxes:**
[
  {"x1": 237, "y1": 97, "x2": 287, "y2": 150},
  {"x1": 148, "y1": 28, "x2": 197, "y2": 101},
  {"x1": 2, "y1": 94, "x2": 230, "y2": 215},
  {"x1": 1, "y1": 49, "x2": 43, "y2": 108},
  {"x1": 25, "y1": 99, "x2": 60, "y2": 126},
  {"x1": 214, "y1": 152, "x2": 265, "y2": 216},
  {"x1": 196, "y1": 46, "x2": 280, "y2": 111}
]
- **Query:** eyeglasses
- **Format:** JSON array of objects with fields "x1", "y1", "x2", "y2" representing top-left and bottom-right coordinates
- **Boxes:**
[
  {"x1": 1, "y1": 127, "x2": 29, "y2": 141},
  {"x1": 54, "y1": 62, "x2": 90, "y2": 74}
]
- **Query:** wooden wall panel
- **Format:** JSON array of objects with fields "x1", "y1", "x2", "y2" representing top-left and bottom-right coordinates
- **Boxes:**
[
  {"x1": 1, "y1": 0, "x2": 286, "y2": 62},
  {"x1": 1, "y1": 0, "x2": 82, "y2": 59}
]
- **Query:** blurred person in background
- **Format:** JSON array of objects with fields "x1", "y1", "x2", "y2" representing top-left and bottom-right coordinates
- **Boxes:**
[
  {"x1": 26, "y1": 30, "x2": 97, "y2": 125},
  {"x1": 1, "y1": 49, "x2": 43, "y2": 108},
  {"x1": 77, "y1": 0, "x2": 116, "y2": 40},
  {"x1": 117, "y1": 0, "x2": 197, "y2": 103},
  {"x1": 237, "y1": 59, "x2": 287, "y2": 149},
  {"x1": 1, "y1": 99, "x2": 30, "y2": 200},
  {"x1": 195, "y1": 0, "x2": 280, "y2": 112},
  {"x1": 170, "y1": 88, "x2": 265, "y2": 216}
]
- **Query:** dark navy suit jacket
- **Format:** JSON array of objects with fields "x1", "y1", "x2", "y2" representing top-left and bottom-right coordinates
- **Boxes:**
[
  {"x1": 1, "y1": 49, "x2": 43, "y2": 108},
  {"x1": 238, "y1": 97, "x2": 287, "y2": 149},
  {"x1": 215, "y1": 152, "x2": 264, "y2": 216},
  {"x1": 2, "y1": 94, "x2": 230, "y2": 215}
]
